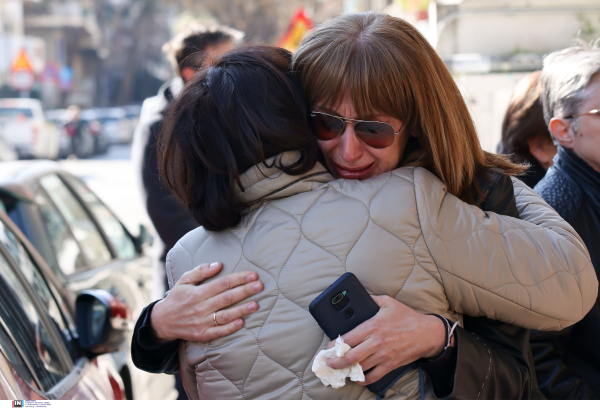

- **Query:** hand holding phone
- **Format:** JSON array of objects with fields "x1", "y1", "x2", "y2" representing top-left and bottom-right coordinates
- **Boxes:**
[{"x1": 309, "y1": 272, "x2": 410, "y2": 396}]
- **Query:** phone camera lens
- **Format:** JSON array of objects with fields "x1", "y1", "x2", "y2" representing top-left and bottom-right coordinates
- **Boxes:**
[
  {"x1": 343, "y1": 308, "x2": 354, "y2": 319},
  {"x1": 331, "y1": 292, "x2": 348, "y2": 311}
]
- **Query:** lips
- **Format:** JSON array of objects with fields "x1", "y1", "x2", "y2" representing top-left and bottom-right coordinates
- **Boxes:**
[{"x1": 333, "y1": 163, "x2": 374, "y2": 179}]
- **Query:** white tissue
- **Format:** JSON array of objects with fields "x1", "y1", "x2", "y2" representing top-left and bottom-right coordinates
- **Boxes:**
[{"x1": 312, "y1": 336, "x2": 365, "y2": 389}]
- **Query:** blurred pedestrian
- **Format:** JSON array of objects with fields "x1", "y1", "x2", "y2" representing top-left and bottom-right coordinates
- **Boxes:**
[
  {"x1": 65, "y1": 105, "x2": 84, "y2": 158},
  {"x1": 531, "y1": 42, "x2": 600, "y2": 399},
  {"x1": 130, "y1": 23, "x2": 243, "y2": 400},
  {"x1": 498, "y1": 71, "x2": 556, "y2": 188}
]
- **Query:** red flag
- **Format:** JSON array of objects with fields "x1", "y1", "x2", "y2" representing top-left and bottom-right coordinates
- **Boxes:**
[{"x1": 276, "y1": 8, "x2": 314, "y2": 52}]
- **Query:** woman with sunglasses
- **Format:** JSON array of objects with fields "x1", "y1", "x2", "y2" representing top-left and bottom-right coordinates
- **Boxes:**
[
  {"x1": 141, "y1": 40, "x2": 594, "y2": 399},
  {"x1": 132, "y1": 15, "x2": 596, "y2": 399}
]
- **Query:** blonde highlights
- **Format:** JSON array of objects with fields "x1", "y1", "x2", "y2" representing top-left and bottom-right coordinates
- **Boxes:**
[{"x1": 293, "y1": 13, "x2": 525, "y2": 203}]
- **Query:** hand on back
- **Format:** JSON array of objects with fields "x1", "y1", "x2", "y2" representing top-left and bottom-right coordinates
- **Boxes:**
[{"x1": 150, "y1": 262, "x2": 263, "y2": 343}]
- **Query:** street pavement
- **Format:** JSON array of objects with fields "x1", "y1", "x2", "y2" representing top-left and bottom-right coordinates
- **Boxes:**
[{"x1": 0, "y1": 144, "x2": 151, "y2": 236}]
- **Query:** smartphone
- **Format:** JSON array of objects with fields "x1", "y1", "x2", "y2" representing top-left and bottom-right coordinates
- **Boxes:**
[{"x1": 309, "y1": 272, "x2": 408, "y2": 397}]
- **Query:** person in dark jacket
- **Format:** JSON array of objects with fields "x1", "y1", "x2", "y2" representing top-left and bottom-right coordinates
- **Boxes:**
[
  {"x1": 497, "y1": 71, "x2": 557, "y2": 188},
  {"x1": 531, "y1": 42, "x2": 600, "y2": 400},
  {"x1": 132, "y1": 24, "x2": 242, "y2": 300},
  {"x1": 130, "y1": 23, "x2": 242, "y2": 398}
]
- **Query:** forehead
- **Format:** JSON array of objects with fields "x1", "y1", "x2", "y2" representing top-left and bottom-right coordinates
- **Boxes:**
[{"x1": 316, "y1": 90, "x2": 388, "y2": 121}]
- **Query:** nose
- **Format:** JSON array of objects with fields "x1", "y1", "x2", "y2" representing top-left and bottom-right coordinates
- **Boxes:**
[{"x1": 339, "y1": 122, "x2": 364, "y2": 163}]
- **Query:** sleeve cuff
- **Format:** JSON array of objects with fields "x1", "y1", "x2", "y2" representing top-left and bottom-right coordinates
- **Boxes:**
[{"x1": 135, "y1": 300, "x2": 179, "y2": 352}]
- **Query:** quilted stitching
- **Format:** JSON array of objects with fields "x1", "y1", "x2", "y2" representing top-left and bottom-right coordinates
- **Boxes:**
[{"x1": 165, "y1": 164, "x2": 598, "y2": 400}]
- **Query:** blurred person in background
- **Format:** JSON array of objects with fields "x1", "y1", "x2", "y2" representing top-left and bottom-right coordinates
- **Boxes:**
[
  {"x1": 130, "y1": 23, "x2": 243, "y2": 399},
  {"x1": 497, "y1": 71, "x2": 557, "y2": 188},
  {"x1": 531, "y1": 42, "x2": 600, "y2": 400},
  {"x1": 65, "y1": 105, "x2": 84, "y2": 158}
]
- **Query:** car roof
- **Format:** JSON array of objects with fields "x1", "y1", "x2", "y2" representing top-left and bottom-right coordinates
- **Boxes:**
[{"x1": 0, "y1": 161, "x2": 64, "y2": 200}]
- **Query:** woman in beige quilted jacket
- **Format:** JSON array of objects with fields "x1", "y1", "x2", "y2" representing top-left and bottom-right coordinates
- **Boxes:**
[{"x1": 153, "y1": 40, "x2": 597, "y2": 400}]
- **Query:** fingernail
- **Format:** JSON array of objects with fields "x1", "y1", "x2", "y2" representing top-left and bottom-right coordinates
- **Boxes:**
[
  {"x1": 247, "y1": 302, "x2": 258, "y2": 311},
  {"x1": 209, "y1": 262, "x2": 219, "y2": 269},
  {"x1": 245, "y1": 273, "x2": 257, "y2": 282},
  {"x1": 252, "y1": 282, "x2": 262, "y2": 291},
  {"x1": 235, "y1": 320, "x2": 244, "y2": 328}
]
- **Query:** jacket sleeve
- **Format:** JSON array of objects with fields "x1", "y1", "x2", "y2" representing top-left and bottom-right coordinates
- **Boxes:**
[
  {"x1": 414, "y1": 168, "x2": 597, "y2": 331},
  {"x1": 448, "y1": 317, "x2": 536, "y2": 399},
  {"x1": 131, "y1": 300, "x2": 180, "y2": 374},
  {"x1": 420, "y1": 174, "x2": 538, "y2": 399}
]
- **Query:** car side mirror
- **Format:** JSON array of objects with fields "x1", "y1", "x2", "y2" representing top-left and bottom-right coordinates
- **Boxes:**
[
  {"x1": 133, "y1": 224, "x2": 152, "y2": 253},
  {"x1": 76, "y1": 290, "x2": 132, "y2": 356}
]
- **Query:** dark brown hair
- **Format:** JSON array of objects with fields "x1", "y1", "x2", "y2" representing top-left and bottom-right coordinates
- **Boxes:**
[
  {"x1": 501, "y1": 71, "x2": 553, "y2": 165},
  {"x1": 293, "y1": 13, "x2": 527, "y2": 204},
  {"x1": 159, "y1": 45, "x2": 319, "y2": 231}
]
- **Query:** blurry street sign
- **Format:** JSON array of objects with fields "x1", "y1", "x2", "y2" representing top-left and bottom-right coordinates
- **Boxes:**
[
  {"x1": 59, "y1": 66, "x2": 74, "y2": 93},
  {"x1": 11, "y1": 49, "x2": 34, "y2": 72},
  {"x1": 8, "y1": 49, "x2": 35, "y2": 92},
  {"x1": 40, "y1": 62, "x2": 60, "y2": 84},
  {"x1": 277, "y1": 8, "x2": 314, "y2": 52}
]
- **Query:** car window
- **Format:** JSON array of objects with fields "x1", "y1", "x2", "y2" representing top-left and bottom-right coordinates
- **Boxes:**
[
  {"x1": 64, "y1": 175, "x2": 136, "y2": 260},
  {"x1": 35, "y1": 188, "x2": 87, "y2": 275},
  {"x1": 0, "y1": 222, "x2": 76, "y2": 357},
  {"x1": 0, "y1": 107, "x2": 34, "y2": 120},
  {"x1": 0, "y1": 322, "x2": 36, "y2": 388},
  {"x1": 39, "y1": 174, "x2": 112, "y2": 268},
  {"x1": 0, "y1": 227, "x2": 71, "y2": 392}
]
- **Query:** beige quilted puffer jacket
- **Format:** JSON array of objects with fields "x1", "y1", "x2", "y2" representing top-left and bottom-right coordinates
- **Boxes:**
[{"x1": 167, "y1": 152, "x2": 597, "y2": 400}]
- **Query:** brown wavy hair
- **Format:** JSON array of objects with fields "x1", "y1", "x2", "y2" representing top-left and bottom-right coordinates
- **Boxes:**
[{"x1": 293, "y1": 13, "x2": 526, "y2": 204}]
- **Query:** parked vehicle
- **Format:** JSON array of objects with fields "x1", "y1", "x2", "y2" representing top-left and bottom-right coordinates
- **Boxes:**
[
  {"x1": 0, "y1": 161, "x2": 177, "y2": 400},
  {"x1": 0, "y1": 127, "x2": 18, "y2": 161},
  {"x1": 0, "y1": 99, "x2": 60, "y2": 160},
  {"x1": 122, "y1": 105, "x2": 142, "y2": 133},
  {"x1": 93, "y1": 108, "x2": 133, "y2": 145},
  {"x1": 0, "y1": 209, "x2": 128, "y2": 400}
]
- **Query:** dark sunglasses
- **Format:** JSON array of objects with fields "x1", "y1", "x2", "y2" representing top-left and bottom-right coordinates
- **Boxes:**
[{"x1": 310, "y1": 111, "x2": 401, "y2": 149}]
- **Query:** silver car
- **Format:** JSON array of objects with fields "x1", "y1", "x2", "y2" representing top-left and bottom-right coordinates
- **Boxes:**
[
  {"x1": 0, "y1": 161, "x2": 176, "y2": 400},
  {"x1": 0, "y1": 99, "x2": 60, "y2": 160}
]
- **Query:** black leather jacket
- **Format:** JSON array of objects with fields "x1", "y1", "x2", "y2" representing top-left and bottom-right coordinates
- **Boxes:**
[{"x1": 132, "y1": 172, "x2": 539, "y2": 399}]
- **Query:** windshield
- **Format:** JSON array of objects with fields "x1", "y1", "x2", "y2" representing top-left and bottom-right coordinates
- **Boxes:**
[{"x1": 0, "y1": 108, "x2": 34, "y2": 120}]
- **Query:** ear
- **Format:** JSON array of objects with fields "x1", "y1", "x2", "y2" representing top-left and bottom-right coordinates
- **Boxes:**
[
  {"x1": 527, "y1": 134, "x2": 558, "y2": 170},
  {"x1": 549, "y1": 117, "x2": 575, "y2": 149},
  {"x1": 180, "y1": 67, "x2": 197, "y2": 83}
]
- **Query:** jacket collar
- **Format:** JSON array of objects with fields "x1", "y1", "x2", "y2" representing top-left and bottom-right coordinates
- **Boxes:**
[
  {"x1": 234, "y1": 151, "x2": 334, "y2": 206},
  {"x1": 553, "y1": 145, "x2": 600, "y2": 209}
]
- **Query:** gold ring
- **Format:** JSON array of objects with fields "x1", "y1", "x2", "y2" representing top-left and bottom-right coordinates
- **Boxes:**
[{"x1": 213, "y1": 312, "x2": 219, "y2": 327}]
